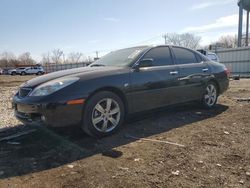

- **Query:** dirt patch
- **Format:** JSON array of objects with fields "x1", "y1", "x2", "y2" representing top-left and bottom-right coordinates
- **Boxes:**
[{"x1": 0, "y1": 75, "x2": 250, "y2": 187}]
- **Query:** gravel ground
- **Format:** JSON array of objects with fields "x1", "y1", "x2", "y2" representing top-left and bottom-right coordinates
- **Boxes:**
[
  {"x1": 0, "y1": 75, "x2": 35, "y2": 128},
  {"x1": 0, "y1": 75, "x2": 250, "y2": 188},
  {"x1": 0, "y1": 86, "x2": 19, "y2": 128}
]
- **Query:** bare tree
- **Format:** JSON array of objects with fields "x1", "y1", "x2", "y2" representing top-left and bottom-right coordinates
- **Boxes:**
[
  {"x1": 51, "y1": 49, "x2": 64, "y2": 64},
  {"x1": 41, "y1": 52, "x2": 51, "y2": 64},
  {"x1": 67, "y1": 52, "x2": 83, "y2": 63},
  {"x1": 164, "y1": 33, "x2": 201, "y2": 49},
  {"x1": 18, "y1": 52, "x2": 35, "y2": 65},
  {"x1": 0, "y1": 51, "x2": 18, "y2": 68},
  {"x1": 218, "y1": 35, "x2": 238, "y2": 48}
]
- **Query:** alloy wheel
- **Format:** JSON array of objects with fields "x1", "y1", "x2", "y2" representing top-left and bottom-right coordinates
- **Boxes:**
[
  {"x1": 204, "y1": 84, "x2": 217, "y2": 107},
  {"x1": 91, "y1": 98, "x2": 121, "y2": 133}
]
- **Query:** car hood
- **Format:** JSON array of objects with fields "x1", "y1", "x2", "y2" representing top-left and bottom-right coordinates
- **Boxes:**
[{"x1": 23, "y1": 66, "x2": 128, "y2": 87}]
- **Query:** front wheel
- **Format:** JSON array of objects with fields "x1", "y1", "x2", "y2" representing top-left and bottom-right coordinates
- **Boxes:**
[
  {"x1": 82, "y1": 91, "x2": 125, "y2": 137},
  {"x1": 202, "y1": 82, "x2": 218, "y2": 108}
]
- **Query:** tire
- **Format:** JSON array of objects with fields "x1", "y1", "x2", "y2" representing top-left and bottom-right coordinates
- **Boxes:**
[
  {"x1": 202, "y1": 81, "x2": 218, "y2": 108},
  {"x1": 36, "y1": 71, "x2": 42, "y2": 75},
  {"x1": 82, "y1": 91, "x2": 125, "y2": 137},
  {"x1": 21, "y1": 72, "x2": 26, "y2": 76},
  {"x1": 11, "y1": 72, "x2": 16, "y2": 76}
]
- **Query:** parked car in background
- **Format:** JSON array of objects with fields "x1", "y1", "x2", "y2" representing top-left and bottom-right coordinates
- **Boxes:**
[
  {"x1": 15, "y1": 67, "x2": 28, "y2": 75},
  {"x1": 8, "y1": 66, "x2": 45, "y2": 75},
  {"x1": 2, "y1": 68, "x2": 9, "y2": 75},
  {"x1": 13, "y1": 45, "x2": 229, "y2": 137},
  {"x1": 8, "y1": 68, "x2": 18, "y2": 75},
  {"x1": 18, "y1": 66, "x2": 44, "y2": 75},
  {"x1": 197, "y1": 49, "x2": 219, "y2": 62}
]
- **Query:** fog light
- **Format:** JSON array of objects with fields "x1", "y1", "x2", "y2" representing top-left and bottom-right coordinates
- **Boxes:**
[{"x1": 41, "y1": 115, "x2": 46, "y2": 122}]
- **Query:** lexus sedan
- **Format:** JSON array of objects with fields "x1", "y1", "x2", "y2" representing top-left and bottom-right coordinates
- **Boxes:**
[{"x1": 13, "y1": 45, "x2": 229, "y2": 137}]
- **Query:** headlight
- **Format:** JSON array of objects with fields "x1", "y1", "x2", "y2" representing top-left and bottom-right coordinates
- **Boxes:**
[{"x1": 29, "y1": 77, "x2": 79, "y2": 96}]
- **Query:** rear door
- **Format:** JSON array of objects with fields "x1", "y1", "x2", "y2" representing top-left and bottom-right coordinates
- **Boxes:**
[
  {"x1": 130, "y1": 46, "x2": 179, "y2": 112},
  {"x1": 171, "y1": 47, "x2": 211, "y2": 102}
]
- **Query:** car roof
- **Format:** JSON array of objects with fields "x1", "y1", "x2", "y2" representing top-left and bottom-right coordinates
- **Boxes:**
[{"x1": 132, "y1": 45, "x2": 199, "y2": 50}]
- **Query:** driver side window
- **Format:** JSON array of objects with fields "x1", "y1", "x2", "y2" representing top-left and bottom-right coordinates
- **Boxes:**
[{"x1": 143, "y1": 47, "x2": 173, "y2": 67}]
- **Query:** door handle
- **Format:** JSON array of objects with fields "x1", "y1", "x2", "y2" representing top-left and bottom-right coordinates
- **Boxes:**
[
  {"x1": 202, "y1": 68, "x2": 208, "y2": 72},
  {"x1": 170, "y1": 71, "x2": 178, "y2": 75}
]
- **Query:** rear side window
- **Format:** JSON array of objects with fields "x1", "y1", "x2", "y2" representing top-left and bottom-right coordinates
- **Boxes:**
[
  {"x1": 143, "y1": 47, "x2": 173, "y2": 66},
  {"x1": 172, "y1": 47, "x2": 198, "y2": 64}
]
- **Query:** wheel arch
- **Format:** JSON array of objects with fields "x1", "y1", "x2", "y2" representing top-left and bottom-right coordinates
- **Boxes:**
[
  {"x1": 86, "y1": 86, "x2": 129, "y2": 115},
  {"x1": 208, "y1": 78, "x2": 220, "y2": 94}
]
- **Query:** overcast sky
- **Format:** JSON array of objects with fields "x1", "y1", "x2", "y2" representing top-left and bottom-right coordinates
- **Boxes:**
[{"x1": 0, "y1": 0, "x2": 244, "y2": 61}]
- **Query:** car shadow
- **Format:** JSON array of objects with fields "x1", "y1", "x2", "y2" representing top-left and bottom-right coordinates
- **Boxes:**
[{"x1": 0, "y1": 103, "x2": 228, "y2": 179}]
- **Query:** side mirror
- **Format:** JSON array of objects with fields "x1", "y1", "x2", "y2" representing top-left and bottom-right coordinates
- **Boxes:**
[{"x1": 139, "y1": 58, "x2": 153, "y2": 68}]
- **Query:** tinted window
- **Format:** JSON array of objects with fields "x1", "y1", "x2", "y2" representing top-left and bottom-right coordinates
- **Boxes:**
[
  {"x1": 173, "y1": 47, "x2": 198, "y2": 64},
  {"x1": 195, "y1": 52, "x2": 203, "y2": 62},
  {"x1": 143, "y1": 47, "x2": 173, "y2": 66}
]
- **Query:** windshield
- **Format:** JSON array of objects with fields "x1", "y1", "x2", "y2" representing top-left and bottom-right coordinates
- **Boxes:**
[{"x1": 90, "y1": 46, "x2": 147, "y2": 67}]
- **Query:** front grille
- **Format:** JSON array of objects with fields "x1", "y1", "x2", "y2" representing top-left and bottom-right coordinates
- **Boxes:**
[{"x1": 19, "y1": 87, "x2": 32, "y2": 98}]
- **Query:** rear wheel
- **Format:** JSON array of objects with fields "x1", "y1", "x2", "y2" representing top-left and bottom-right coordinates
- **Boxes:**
[
  {"x1": 82, "y1": 91, "x2": 125, "y2": 137},
  {"x1": 202, "y1": 82, "x2": 218, "y2": 108},
  {"x1": 21, "y1": 72, "x2": 26, "y2": 76},
  {"x1": 11, "y1": 72, "x2": 16, "y2": 75},
  {"x1": 36, "y1": 71, "x2": 42, "y2": 75}
]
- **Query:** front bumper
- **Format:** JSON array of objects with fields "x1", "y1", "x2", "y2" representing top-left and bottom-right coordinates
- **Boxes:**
[{"x1": 13, "y1": 96, "x2": 84, "y2": 127}]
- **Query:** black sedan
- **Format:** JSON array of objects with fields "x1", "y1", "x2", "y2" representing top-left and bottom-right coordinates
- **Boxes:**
[{"x1": 13, "y1": 45, "x2": 229, "y2": 137}]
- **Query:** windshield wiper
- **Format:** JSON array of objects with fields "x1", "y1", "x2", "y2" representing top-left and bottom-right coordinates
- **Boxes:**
[{"x1": 90, "y1": 64, "x2": 105, "y2": 67}]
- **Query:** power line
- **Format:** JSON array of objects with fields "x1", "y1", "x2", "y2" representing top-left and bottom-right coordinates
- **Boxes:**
[
  {"x1": 128, "y1": 34, "x2": 162, "y2": 47},
  {"x1": 81, "y1": 34, "x2": 164, "y2": 58}
]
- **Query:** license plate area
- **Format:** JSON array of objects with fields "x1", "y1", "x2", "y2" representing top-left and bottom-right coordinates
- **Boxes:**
[{"x1": 16, "y1": 104, "x2": 37, "y2": 113}]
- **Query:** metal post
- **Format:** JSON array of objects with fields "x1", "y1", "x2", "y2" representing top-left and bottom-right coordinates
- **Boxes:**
[
  {"x1": 238, "y1": 2, "x2": 243, "y2": 47},
  {"x1": 163, "y1": 34, "x2": 167, "y2": 45},
  {"x1": 246, "y1": 11, "x2": 249, "y2": 46}
]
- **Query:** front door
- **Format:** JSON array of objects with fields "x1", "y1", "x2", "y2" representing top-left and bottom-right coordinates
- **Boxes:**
[{"x1": 129, "y1": 46, "x2": 179, "y2": 113}]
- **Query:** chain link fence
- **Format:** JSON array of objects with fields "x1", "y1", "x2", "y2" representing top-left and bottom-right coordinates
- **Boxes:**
[{"x1": 43, "y1": 62, "x2": 92, "y2": 73}]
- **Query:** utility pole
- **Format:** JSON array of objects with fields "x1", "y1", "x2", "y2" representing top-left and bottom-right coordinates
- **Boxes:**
[
  {"x1": 96, "y1": 51, "x2": 99, "y2": 59},
  {"x1": 162, "y1": 34, "x2": 167, "y2": 45},
  {"x1": 62, "y1": 53, "x2": 66, "y2": 64},
  {"x1": 238, "y1": 1, "x2": 243, "y2": 47},
  {"x1": 246, "y1": 10, "x2": 249, "y2": 46}
]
